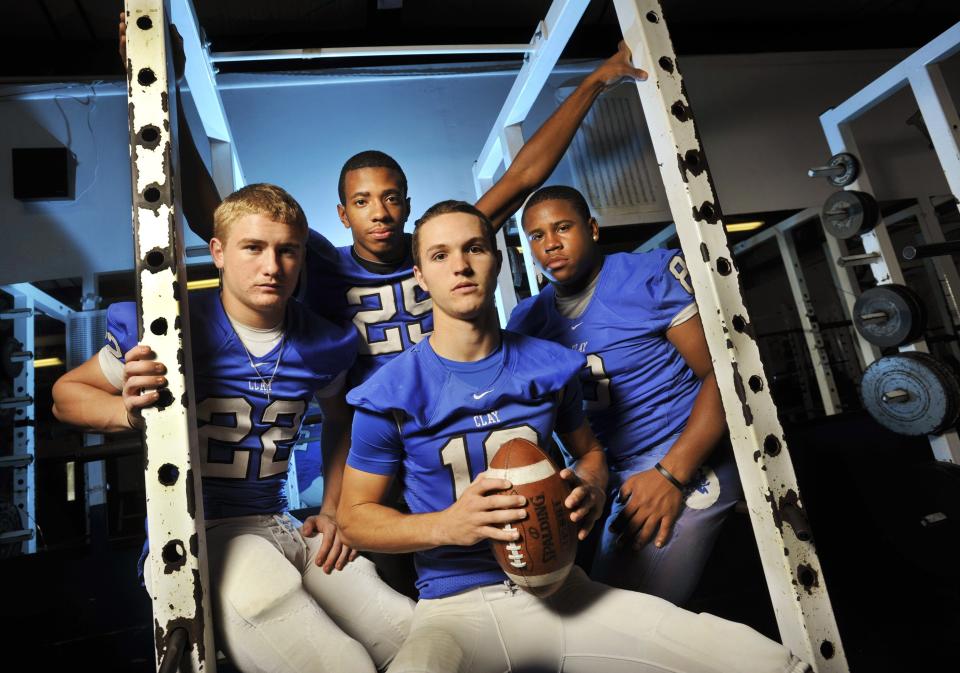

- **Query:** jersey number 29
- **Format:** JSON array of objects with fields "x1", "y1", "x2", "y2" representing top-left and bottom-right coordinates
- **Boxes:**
[{"x1": 347, "y1": 277, "x2": 432, "y2": 355}]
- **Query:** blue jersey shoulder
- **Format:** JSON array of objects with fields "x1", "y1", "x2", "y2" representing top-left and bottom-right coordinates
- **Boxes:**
[
  {"x1": 105, "y1": 301, "x2": 138, "y2": 359},
  {"x1": 285, "y1": 298, "x2": 359, "y2": 380}
]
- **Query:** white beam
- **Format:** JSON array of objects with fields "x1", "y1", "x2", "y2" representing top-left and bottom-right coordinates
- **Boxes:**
[
  {"x1": 474, "y1": 0, "x2": 591, "y2": 181},
  {"x1": 820, "y1": 22, "x2": 960, "y2": 128},
  {"x1": 614, "y1": 1, "x2": 848, "y2": 668},
  {"x1": 170, "y1": 0, "x2": 245, "y2": 191},
  {"x1": 125, "y1": 2, "x2": 216, "y2": 670},
  {"x1": 212, "y1": 43, "x2": 535, "y2": 63},
  {"x1": 1, "y1": 283, "x2": 73, "y2": 323}
]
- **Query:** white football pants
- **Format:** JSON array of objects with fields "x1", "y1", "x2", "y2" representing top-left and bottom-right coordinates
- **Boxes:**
[
  {"x1": 147, "y1": 513, "x2": 414, "y2": 673},
  {"x1": 388, "y1": 566, "x2": 808, "y2": 673}
]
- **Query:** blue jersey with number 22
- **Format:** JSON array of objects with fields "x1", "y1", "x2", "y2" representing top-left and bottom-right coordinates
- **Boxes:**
[{"x1": 104, "y1": 290, "x2": 357, "y2": 519}]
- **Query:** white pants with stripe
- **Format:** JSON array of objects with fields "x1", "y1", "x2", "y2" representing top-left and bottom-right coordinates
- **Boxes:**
[
  {"x1": 388, "y1": 566, "x2": 808, "y2": 673},
  {"x1": 147, "y1": 513, "x2": 414, "y2": 673}
]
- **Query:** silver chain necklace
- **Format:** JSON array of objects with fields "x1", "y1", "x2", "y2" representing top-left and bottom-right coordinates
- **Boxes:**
[{"x1": 240, "y1": 332, "x2": 286, "y2": 401}]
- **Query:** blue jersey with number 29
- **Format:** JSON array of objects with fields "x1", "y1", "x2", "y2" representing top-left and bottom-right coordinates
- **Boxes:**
[
  {"x1": 508, "y1": 250, "x2": 700, "y2": 467},
  {"x1": 347, "y1": 332, "x2": 585, "y2": 599},
  {"x1": 104, "y1": 290, "x2": 357, "y2": 519},
  {"x1": 302, "y1": 231, "x2": 432, "y2": 385}
]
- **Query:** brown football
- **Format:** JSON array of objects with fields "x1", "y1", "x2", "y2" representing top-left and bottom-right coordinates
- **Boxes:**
[{"x1": 487, "y1": 438, "x2": 578, "y2": 597}]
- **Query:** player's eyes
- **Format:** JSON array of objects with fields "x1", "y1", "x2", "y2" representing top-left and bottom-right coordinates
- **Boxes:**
[
  {"x1": 432, "y1": 252, "x2": 447, "y2": 262},
  {"x1": 529, "y1": 232, "x2": 543, "y2": 241},
  {"x1": 354, "y1": 199, "x2": 366, "y2": 207},
  {"x1": 386, "y1": 195, "x2": 400, "y2": 204},
  {"x1": 557, "y1": 223, "x2": 571, "y2": 232}
]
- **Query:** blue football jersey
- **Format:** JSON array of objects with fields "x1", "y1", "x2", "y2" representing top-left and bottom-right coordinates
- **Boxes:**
[
  {"x1": 347, "y1": 332, "x2": 586, "y2": 599},
  {"x1": 302, "y1": 230, "x2": 432, "y2": 384},
  {"x1": 105, "y1": 290, "x2": 358, "y2": 519},
  {"x1": 508, "y1": 250, "x2": 700, "y2": 467}
]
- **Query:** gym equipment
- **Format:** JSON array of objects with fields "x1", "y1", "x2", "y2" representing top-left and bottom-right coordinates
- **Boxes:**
[
  {"x1": 902, "y1": 239, "x2": 960, "y2": 261},
  {"x1": 852, "y1": 284, "x2": 926, "y2": 348},
  {"x1": 820, "y1": 190, "x2": 880, "y2": 239},
  {"x1": 808, "y1": 152, "x2": 859, "y2": 187},
  {"x1": 860, "y1": 352, "x2": 960, "y2": 436}
]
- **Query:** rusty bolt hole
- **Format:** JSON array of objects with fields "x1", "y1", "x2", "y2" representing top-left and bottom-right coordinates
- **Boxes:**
[
  {"x1": 137, "y1": 68, "x2": 156, "y2": 86},
  {"x1": 798, "y1": 565, "x2": 815, "y2": 587},
  {"x1": 150, "y1": 317, "x2": 168, "y2": 336},
  {"x1": 658, "y1": 56, "x2": 674, "y2": 73},
  {"x1": 143, "y1": 186, "x2": 161, "y2": 203},
  {"x1": 161, "y1": 540, "x2": 185, "y2": 565},
  {"x1": 139, "y1": 126, "x2": 159, "y2": 144},
  {"x1": 716, "y1": 257, "x2": 732, "y2": 276},
  {"x1": 671, "y1": 101, "x2": 688, "y2": 121},
  {"x1": 136, "y1": 16, "x2": 152, "y2": 30},
  {"x1": 645, "y1": 11, "x2": 659, "y2": 23},
  {"x1": 145, "y1": 250, "x2": 165, "y2": 269},
  {"x1": 763, "y1": 434, "x2": 781, "y2": 456},
  {"x1": 820, "y1": 641, "x2": 835, "y2": 659},
  {"x1": 748, "y1": 375, "x2": 763, "y2": 392},
  {"x1": 158, "y1": 463, "x2": 179, "y2": 486}
]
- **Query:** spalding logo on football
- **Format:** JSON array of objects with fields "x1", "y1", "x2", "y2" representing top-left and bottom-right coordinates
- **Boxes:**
[{"x1": 487, "y1": 438, "x2": 577, "y2": 597}]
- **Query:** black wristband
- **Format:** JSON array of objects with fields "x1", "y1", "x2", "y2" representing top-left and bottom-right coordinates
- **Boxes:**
[{"x1": 654, "y1": 462, "x2": 686, "y2": 492}]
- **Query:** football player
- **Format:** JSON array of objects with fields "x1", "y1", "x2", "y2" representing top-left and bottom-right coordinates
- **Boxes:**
[
  {"x1": 52, "y1": 184, "x2": 414, "y2": 673},
  {"x1": 336, "y1": 200, "x2": 808, "y2": 673},
  {"x1": 169, "y1": 36, "x2": 649, "y2": 383},
  {"x1": 507, "y1": 185, "x2": 736, "y2": 606}
]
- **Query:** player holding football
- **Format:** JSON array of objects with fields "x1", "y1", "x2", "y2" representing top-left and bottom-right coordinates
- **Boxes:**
[
  {"x1": 507, "y1": 185, "x2": 737, "y2": 606},
  {"x1": 337, "y1": 200, "x2": 808, "y2": 673},
  {"x1": 52, "y1": 184, "x2": 414, "y2": 673}
]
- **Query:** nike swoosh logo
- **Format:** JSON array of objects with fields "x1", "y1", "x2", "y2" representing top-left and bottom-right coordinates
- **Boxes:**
[
  {"x1": 571, "y1": 322, "x2": 584, "y2": 330},
  {"x1": 472, "y1": 389, "x2": 494, "y2": 400}
]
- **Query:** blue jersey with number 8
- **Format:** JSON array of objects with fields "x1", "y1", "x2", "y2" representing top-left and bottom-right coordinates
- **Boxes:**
[{"x1": 508, "y1": 250, "x2": 700, "y2": 467}]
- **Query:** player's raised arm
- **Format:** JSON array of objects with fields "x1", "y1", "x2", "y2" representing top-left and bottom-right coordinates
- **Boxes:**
[
  {"x1": 52, "y1": 344, "x2": 167, "y2": 434},
  {"x1": 475, "y1": 43, "x2": 647, "y2": 231}
]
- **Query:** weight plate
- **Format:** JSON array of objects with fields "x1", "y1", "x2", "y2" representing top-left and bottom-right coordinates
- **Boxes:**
[
  {"x1": 860, "y1": 352, "x2": 960, "y2": 436},
  {"x1": 853, "y1": 284, "x2": 926, "y2": 348},
  {"x1": 820, "y1": 189, "x2": 879, "y2": 239},
  {"x1": 827, "y1": 152, "x2": 859, "y2": 187}
]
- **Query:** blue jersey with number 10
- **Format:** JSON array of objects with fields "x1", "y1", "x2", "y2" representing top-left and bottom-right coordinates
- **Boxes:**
[
  {"x1": 347, "y1": 332, "x2": 585, "y2": 599},
  {"x1": 104, "y1": 290, "x2": 357, "y2": 519},
  {"x1": 508, "y1": 250, "x2": 700, "y2": 467},
  {"x1": 302, "y1": 231, "x2": 432, "y2": 384}
]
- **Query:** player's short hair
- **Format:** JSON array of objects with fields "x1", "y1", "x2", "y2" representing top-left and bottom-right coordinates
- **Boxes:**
[
  {"x1": 522, "y1": 185, "x2": 592, "y2": 227},
  {"x1": 213, "y1": 183, "x2": 308, "y2": 242},
  {"x1": 338, "y1": 150, "x2": 408, "y2": 204},
  {"x1": 412, "y1": 200, "x2": 497, "y2": 268}
]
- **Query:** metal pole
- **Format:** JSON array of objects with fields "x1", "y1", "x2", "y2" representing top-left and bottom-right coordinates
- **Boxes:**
[
  {"x1": 612, "y1": 2, "x2": 848, "y2": 669},
  {"x1": 774, "y1": 229, "x2": 842, "y2": 415},
  {"x1": 125, "y1": 1, "x2": 216, "y2": 670}
]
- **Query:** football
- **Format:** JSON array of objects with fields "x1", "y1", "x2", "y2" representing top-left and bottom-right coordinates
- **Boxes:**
[{"x1": 487, "y1": 438, "x2": 578, "y2": 597}]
